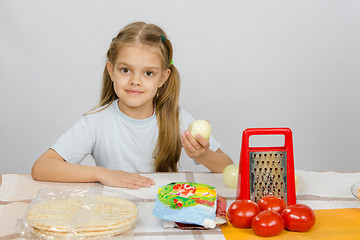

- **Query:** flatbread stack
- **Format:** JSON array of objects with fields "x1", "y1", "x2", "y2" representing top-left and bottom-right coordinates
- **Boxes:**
[{"x1": 25, "y1": 194, "x2": 137, "y2": 238}]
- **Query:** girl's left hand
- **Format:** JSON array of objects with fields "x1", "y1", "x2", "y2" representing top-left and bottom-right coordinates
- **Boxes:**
[{"x1": 181, "y1": 130, "x2": 210, "y2": 160}]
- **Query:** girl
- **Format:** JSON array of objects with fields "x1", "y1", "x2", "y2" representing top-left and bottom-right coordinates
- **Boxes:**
[{"x1": 31, "y1": 22, "x2": 233, "y2": 189}]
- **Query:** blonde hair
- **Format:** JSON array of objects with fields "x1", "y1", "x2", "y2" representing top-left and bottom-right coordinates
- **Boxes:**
[{"x1": 98, "y1": 22, "x2": 181, "y2": 172}]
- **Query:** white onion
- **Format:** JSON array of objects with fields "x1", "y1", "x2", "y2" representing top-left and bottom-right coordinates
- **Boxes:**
[
  {"x1": 222, "y1": 164, "x2": 239, "y2": 189},
  {"x1": 188, "y1": 120, "x2": 212, "y2": 140}
]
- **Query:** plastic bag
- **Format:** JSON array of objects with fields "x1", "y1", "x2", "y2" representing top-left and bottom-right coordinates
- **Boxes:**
[
  {"x1": 17, "y1": 186, "x2": 140, "y2": 239},
  {"x1": 152, "y1": 182, "x2": 217, "y2": 228}
]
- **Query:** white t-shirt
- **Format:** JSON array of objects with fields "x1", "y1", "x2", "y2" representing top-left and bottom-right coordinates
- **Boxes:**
[{"x1": 51, "y1": 100, "x2": 221, "y2": 173}]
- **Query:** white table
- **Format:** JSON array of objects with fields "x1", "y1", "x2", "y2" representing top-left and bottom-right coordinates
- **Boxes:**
[{"x1": 0, "y1": 170, "x2": 359, "y2": 239}]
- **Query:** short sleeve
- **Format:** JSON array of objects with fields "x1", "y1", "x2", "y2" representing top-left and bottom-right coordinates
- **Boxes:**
[{"x1": 50, "y1": 116, "x2": 95, "y2": 164}]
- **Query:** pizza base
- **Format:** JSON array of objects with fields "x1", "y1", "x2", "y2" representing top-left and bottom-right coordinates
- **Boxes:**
[{"x1": 26, "y1": 194, "x2": 137, "y2": 238}]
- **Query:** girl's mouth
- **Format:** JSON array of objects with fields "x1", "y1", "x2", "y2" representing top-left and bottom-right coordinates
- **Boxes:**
[{"x1": 126, "y1": 90, "x2": 143, "y2": 95}]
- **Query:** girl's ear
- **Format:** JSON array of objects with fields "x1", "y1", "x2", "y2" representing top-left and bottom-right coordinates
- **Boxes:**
[
  {"x1": 106, "y1": 61, "x2": 114, "y2": 81},
  {"x1": 159, "y1": 69, "x2": 171, "y2": 88}
]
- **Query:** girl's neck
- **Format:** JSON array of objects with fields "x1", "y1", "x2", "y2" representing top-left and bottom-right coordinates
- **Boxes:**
[{"x1": 117, "y1": 100, "x2": 154, "y2": 120}]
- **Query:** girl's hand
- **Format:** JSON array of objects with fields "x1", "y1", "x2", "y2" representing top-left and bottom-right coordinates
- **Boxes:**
[
  {"x1": 96, "y1": 168, "x2": 155, "y2": 189},
  {"x1": 181, "y1": 130, "x2": 210, "y2": 160}
]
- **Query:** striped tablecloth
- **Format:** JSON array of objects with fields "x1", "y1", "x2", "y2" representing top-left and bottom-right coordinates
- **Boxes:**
[{"x1": 0, "y1": 170, "x2": 359, "y2": 239}]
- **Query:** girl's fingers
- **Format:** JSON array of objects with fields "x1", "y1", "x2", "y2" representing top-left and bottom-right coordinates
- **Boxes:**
[
  {"x1": 128, "y1": 174, "x2": 154, "y2": 188},
  {"x1": 123, "y1": 182, "x2": 140, "y2": 189},
  {"x1": 181, "y1": 132, "x2": 197, "y2": 153},
  {"x1": 194, "y1": 134, "x2": 210, "y2": 148},
  {"x1": 182, "y1": 131, "x2": 209, "y2": 152},
  {"x1": 100, "y1": 169, "x2": 155, "y2": 189},
  {"x1": 185, "y1": 131, "x2": 201, "y2": 150}
]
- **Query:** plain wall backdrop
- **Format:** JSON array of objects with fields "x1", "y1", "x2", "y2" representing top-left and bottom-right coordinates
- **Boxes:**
[{"x1": 1, "y1": 0, "x2": 359, "y2": 174}]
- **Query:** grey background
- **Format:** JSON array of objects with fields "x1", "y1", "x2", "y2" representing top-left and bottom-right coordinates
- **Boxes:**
[{"x1": 1, "y1": 0, "x2": 359, "y2": 173}]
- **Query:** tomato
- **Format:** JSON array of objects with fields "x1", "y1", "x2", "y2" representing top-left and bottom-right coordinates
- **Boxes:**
[
  {"x1": 281, "y1": 204, "x2": 316, "y2": 232},
  {"x1": 251, "y1": 210, "x2": 285, "y2": 237},
  {"x1": 257, "y1": 195, "x2": 287, "y2": 214},
  {"x1": 227, "y1": 200, "x2": 260, "y2": 228}
]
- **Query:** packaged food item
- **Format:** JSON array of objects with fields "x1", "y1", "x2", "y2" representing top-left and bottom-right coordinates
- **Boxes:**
[
  {"x1": 164, "y1": 195, "x2": 227, "y2": 230},
  {"x1": 17, "y1": 186, "x2": 138, "y2": 239},
  {"x1": 214, "y1": 195, "x2": 227, "y2": 225},
  {"x1": 152, "y1": 182, "x2": 217, "y2": 228}
]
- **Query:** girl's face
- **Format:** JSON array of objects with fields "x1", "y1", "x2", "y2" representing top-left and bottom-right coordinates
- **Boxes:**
[{"x1": 107, "y1": 44, "x2": 170, "y2": 119}]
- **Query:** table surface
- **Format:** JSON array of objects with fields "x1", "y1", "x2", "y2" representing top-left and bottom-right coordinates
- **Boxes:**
[{"x1": 1, "y1": 170, "x2": 359, "y2": 240}]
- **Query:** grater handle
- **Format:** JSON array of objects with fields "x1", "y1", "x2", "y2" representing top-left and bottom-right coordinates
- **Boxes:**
[{"x1": 242, "y1": 128, "x2": 293, "y2": 149}]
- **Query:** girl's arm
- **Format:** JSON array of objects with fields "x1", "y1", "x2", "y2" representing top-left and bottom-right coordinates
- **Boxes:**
[
  {"x1": 181, "y1": 131, "x2": 233, "y2": 173},
  {"x1": 31, "y1": 149, "x2": 154, "y2": 189}
]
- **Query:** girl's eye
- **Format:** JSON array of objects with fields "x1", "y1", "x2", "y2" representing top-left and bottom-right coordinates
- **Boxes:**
[
  {"x1": 121, "y1": 68, "x2": 130, "y2": 73},
  {"x1": 145, "y1": 71, "x2": 154, "y2": 77}
]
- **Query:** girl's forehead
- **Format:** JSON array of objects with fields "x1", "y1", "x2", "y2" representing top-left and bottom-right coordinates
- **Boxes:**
[{"x1": 115, "y1": 44, "x2": 163, "y2": 65}]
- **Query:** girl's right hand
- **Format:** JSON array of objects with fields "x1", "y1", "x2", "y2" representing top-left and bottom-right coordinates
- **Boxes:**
[{"x1": 96, "y1": 168, "x2": 155, "y2": 189}]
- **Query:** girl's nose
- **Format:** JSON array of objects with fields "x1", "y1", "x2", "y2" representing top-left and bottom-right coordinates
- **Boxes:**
[{"x1": 130, "y1": 73, "x2": 142, "y2": 86}]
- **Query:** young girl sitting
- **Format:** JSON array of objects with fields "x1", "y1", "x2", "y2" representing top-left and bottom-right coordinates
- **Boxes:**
[{"x1": 31, "y1": 22, "x2": 233, "y2": 189}]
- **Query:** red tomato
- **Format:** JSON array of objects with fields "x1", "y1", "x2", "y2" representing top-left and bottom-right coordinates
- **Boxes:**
[
  {"x1": 227, "y1": 200, "x2": 260, "y2": 228},
  {"x1": 251, "y1": 210, "x2": 285, "y2": 237},
  {"x1": 257, "y1": 195, "x2": 287, "y2": 214},
  {"x1": 281, "y1": 204, "x2": 316, "y2": 232}
]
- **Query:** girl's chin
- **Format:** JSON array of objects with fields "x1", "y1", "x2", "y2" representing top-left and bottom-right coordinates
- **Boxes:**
[{"x1": 118, "y1": 100, "x2": 153, "y2": 111}]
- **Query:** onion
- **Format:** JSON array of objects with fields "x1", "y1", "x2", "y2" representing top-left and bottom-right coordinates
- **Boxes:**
[
  {"x1": 188, "y1": 120, "x2": 212, "y2": 140},
  {"x1": 222, "y1": 164, "x2": 239, "y2": 188}
]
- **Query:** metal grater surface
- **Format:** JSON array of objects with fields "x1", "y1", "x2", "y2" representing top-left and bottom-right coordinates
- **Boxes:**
[{"x1": 249, "y1": 151, "x2": 287, "y2": 203}]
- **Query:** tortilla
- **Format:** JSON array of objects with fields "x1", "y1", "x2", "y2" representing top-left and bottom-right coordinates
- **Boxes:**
[{"x1": 26, "y1": 195, "x2": 137, "y2": 238}]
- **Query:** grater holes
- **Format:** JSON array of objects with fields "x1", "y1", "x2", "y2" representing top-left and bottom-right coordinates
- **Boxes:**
[{"x1": 250, "y1": 151, "x2": 287, "y2": 203}]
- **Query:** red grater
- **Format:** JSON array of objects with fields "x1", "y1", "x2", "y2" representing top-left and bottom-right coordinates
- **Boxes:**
[{"x1": 236, "y1": 128, "x2": 296, "y2": 206}]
